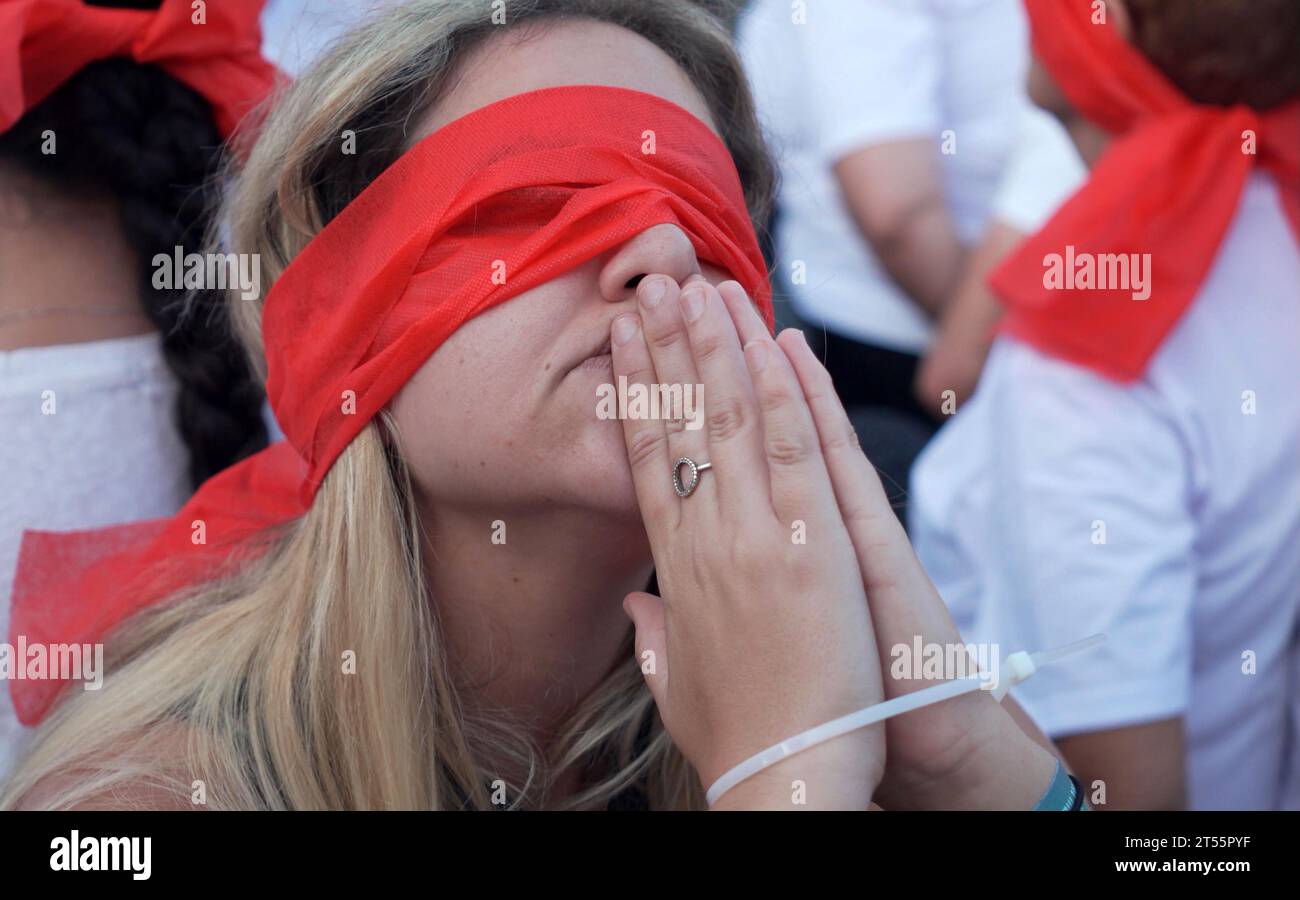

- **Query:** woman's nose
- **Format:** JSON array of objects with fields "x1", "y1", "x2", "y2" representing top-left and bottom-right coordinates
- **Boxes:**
[{"x1": 597, "y1": 223, "x2": 701, "y2": 303}]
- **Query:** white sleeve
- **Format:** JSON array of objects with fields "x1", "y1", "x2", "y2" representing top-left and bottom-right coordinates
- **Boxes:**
[
  {"x1": 981, "y1": 341, "x2": 1197, "y2": 735},
  {"x1": 796, "y1": 0, "x2": 942, "y2": 161},
  {"x1": 991, "y1": 106, "x2": 1088, "y2": 233}
]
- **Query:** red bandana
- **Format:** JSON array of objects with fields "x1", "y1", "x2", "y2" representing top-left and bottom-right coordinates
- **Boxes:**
[
  {"x1": 8, "y1": 84, "x2": 774, "y2": 724},
  {"x1": 990, "y1": 0, "x2": 1300, "y2": 382},
  {"x1": 0, "y1": 0, "x2": 276, "y2": 139}
]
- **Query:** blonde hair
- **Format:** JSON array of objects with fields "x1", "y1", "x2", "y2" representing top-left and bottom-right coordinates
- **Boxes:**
[{"x1": 0, "y1": 0, "x2": 773, "y2": 810}]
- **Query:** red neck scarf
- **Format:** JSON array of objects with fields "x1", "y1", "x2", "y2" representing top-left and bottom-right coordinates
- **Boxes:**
[
  {"x1": 0, "y1": 0, "x2": 276, "y2": 139},
  {"x1": 991, "y1": 0, "x2": 1300, "y2": 381},
  {"x1": 8, "y1": 84, "x2": 773, "y2": 725}
]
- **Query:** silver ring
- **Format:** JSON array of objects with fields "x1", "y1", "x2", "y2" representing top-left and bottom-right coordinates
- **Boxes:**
[{"x1": 672, "y1": 457, "x2": 713, "y2": 498}]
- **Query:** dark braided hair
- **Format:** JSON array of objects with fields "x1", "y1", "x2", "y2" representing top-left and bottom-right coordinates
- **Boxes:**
[{"x1": 0, "y1": 0, "x2": 269, "y2": 489}]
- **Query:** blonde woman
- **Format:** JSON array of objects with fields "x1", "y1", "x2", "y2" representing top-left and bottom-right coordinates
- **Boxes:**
[{"x1": 2, "y1": 0, "x2": 1061, "y2": 811}]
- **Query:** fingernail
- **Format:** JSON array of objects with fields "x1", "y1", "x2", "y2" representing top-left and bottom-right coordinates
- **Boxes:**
[
  {"x1": 612, "y1": 315, "x2": 640, "y2": 345},
  {"x1": 717, "y1": 280, "x2": 744, "y2": 303},
  {"x1": 640, "y1": 278, "x2": 666, "y2": 308},
  {"x1": 680, "y1": 287, "x2": 705, "y2": 323},
  {"x1": 744, "y1": 340, "x2": 768, "y2": 374}
]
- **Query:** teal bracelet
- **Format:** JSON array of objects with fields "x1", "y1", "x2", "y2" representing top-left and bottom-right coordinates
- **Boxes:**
[{"x1": 1033, "y1": 758, "x2": 1089, "y2": 810}]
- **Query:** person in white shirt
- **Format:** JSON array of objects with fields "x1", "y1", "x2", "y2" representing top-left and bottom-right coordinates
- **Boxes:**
[
  {"x1": 0, "y1": 0, "x2": 271, "y2": 783},
  {"x1": 910, "y1": 0, "x2": 1300, "y2": 809},
  {"x1": 737, "y1": 0, "x2": 1031, "y2": 493},
  {"x1": 0, "y1": 337, "x2": 191, "y2": 781}
]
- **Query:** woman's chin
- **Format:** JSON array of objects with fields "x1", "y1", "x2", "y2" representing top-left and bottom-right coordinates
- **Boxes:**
[{"x1": 563, "y1": 419, "x2": 643, "y2": 518}]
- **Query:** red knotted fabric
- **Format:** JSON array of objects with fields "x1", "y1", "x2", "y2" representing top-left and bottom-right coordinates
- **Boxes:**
[
  {"x1": 990, "y1": 0, "x2": 1300, "y2": 382},
  {"x1": 0, "y1": 0, "x2": 275, "y2": 138},
  {"x1": 8, "y1": 84, "x2": 774, "y2": 724}
]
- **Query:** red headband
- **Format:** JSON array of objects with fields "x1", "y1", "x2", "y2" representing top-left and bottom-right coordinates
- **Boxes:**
[
  {"x1": 0, "y1": 0, "x2": 276, "y2": 138},
  {"x1": 990, "y1": 0, "x2": 1299, "y2": 381},
  {"x1": 8, "y1": 84, "x2": 774, "y2": 725}
]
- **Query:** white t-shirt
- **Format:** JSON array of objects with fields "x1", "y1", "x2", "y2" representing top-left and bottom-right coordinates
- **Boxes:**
[
  {"x1": 0, "y1": 333, "x2": 190, "y2": 783},
  {"x1": 991, "y1": 106, "x2": 1087, "y2": 234},
  {"x1": 737, "y1": 0, "x2": 1028, "y2": 353},
  {"x1": 910, "y1": 174, "x2": 1300, "y2": 809}
]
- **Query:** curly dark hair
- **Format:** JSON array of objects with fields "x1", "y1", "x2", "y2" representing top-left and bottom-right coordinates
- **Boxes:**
[
  {"x1": 0, "y1": 0, "x2": 269, "y2": 489},
  {"x1": 1125, "y1": 0, "x2": 1300, "y2": 110}
]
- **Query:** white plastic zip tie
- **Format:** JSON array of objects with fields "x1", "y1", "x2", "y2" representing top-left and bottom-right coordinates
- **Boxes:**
[{"x1": 705, "y1": 634, "x2": 1106, "y2": 807}]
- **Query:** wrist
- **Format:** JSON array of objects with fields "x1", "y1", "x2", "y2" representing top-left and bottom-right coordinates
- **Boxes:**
[
  {"x1": 1032, "y1": 757, "x2": 1089, "y2": 810},
  {"x1": 894, "y1": 714, "x2": 1060, "y2": 811},
  {"x1": 949, "y1": 720, "x2": 1060, "y2": 810},
  {"x1": 708, "y1": 729, "x2": 883, "y2": 811}
]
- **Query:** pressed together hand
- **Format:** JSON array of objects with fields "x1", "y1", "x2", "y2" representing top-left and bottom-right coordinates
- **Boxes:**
[{"x1": 612, "y1": 274, "x2": 1058, "y2": 810}]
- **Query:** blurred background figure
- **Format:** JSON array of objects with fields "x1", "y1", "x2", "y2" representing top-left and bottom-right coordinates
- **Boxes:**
[
  {"x1": 0, "y1": 0, "x2": 274, "y2": 781},
  {"x1": 736, "y1": 0, "x2": 1034, "y2": 507},
  {"x1": 914, "y1": 104, "x2": 1084, "y2": 417},
  {"x1": 261, "y1": 0, "x2": 401, "y2": 76},
  {"x1": 910, "y1": 0, "x2": 1300, "y2": 809}
]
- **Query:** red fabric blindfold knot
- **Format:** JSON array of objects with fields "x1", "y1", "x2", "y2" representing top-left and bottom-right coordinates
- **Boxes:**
[
  {"x1": 0, "y1": 0, "x2": 277, "y2": 139},
  {"x1": 8, "y1": 84, "x2": 774, "y2": 725},
  {"x1": 991, "y1": 0, "x2": 1300, "y2": 382}
]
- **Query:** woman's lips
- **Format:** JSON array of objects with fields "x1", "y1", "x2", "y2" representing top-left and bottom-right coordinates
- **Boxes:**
[
  {"x1": 573, "y1": 338, "x2": 614, "y2": 372},
  {"x1": 576, "y1": 351, "x2": 613, "y2": 371}
]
